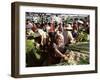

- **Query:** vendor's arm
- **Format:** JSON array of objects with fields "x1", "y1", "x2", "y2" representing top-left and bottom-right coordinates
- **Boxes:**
[{"x1": 54, "y1": 48, "x2": 65, "y2": 58}]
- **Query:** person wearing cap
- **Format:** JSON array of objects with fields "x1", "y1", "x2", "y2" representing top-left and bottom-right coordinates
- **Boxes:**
[
  {"x1": 64, "y1": 24, "x2": 75, "y2": 44},
  {"x1": 77, "y1": 20, "x2": 84, "y2": 31}
]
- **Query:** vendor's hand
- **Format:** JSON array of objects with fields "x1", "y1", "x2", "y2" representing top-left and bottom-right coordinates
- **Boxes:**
[{"x1": 62, "y1": 55, "x2": 68, "y2": 60}]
